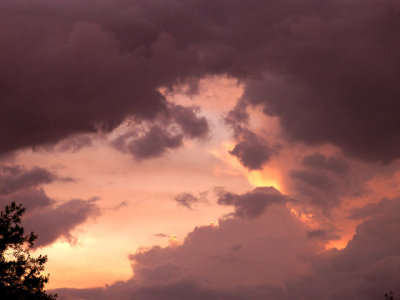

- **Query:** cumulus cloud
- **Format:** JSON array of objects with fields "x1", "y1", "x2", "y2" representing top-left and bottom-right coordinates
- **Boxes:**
[
  {"x1": 23, "y1": 198, "x2": 100, "y2": 247},
  {"x1": 55, "y1": 280, "x2": 285, "y2": 300},
  {"x1": 0, "y1": 188, "x2": 53, "y2": 212},
  {"x1": 229, "y1": 129, "x2": 274, "y2": 170},
  {"x1": 286, "y1": 197, "x2": 400, "y2": 300},
  {"x1": 112, "y1": 104, "x2": 208, "y2": 159},
  {"x1": 225, "y1": 101, "x2": 275, "y2": 170},
  {"x1": 169, "y1": 105, "x2": 209, "y2": 140},
  {"x1": 55, "y1": 202, "x2": 316, "y2": 299},
  {"x1": 130, "y1": 204, "x2": 314, "y2": 288},
  {"x1": 289, "y1": 153, "x2": 367, "y2": 212},
  {"x1": 0, "y1": 0, "x2": 398, "y2": 163},
  {"x1": 2, "y1": 0, "x2": 400, "y2": 298},
  {"x1": 55, "y1": 196, "x2": 400, "y2": 300},
  {"x1": 174, "y1": 191, "x2": 207, "y2": 209},
  {"x1": 0, "y1": 164, "x2": 100, "y2": 247},
  {"x1": 217, "y1": 186, "x2": 287, "y2": 219},
  {"x1": 122, "y1": 125, "x2": 183, "y2": 159},
  {"x1": 0, "y1": 165, "x2": 58, "y2": 195}
]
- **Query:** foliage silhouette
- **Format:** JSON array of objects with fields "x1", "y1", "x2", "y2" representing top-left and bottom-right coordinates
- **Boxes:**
[
  {"x1": 0, "y1": 202, "x2": 57, "y2": 299},
  {"x1": 385, "y1": 290, "x2": 394, "y2": 300}
]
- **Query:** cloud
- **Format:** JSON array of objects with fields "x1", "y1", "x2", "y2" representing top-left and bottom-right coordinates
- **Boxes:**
[
  {"x1": 55, "y1": 280, "x2": 285, "y2": 300},
  {"x1": 0, "y1": 165, "x2": 58, "y2": 195},
  {"x1": 56, "y1": 196, "x2": 400, "y2": 299},
  {"x1": 55, "y1": 202, "x2": 316, "y2": 299},
  {"x1": 53, "y1": 135, "x2": 94, "y2": 153},
  {"x1": 112, "y1": 104, "x2": 208, "y2": 159},
  {"x1": 0, "y1": 188, "x2": 53, "y2": 212},
  {"x1": 23, "y1": 198, "x2": 100, "y2": 248},
  {"x1": 229, "y1": 130, "x2": 274, "y2": 170},
  {"x1": 123, "y1": 126, "x2": 183, "y2": 159},
  {"x1": 217, "y1": 186, "x2": 287, "y2": 219},
  {"x1": 225, "y1": 102, "x2": 275, "y2": 170},
  {"x1": 130, "y1": 203, "x2": 314, "y2": 288},
  {"x1": 289, "y1": 153, "x2": 367, "y2": 212},
  {"x1": 170, "y1": 105, "x2": 209, "y2": 139},
  {"x1": 0, "y1": 164, "x2": 100, "y2": 247},
  {"x1": 286, "y1": 196, "x2": 400, "y2": 300},
  {"x1": 0, "y1": 0, "x2": 398, "y2": 163},
  {"x1": 174, "y1": 192, "x2": 207, "y2": 209}
]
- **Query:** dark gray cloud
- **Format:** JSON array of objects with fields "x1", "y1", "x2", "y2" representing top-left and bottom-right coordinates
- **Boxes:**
[
  {"x1": 225, "y1": 101, "x2": 275, "y2": 170},
  {"x1": 0, "y1": 188, "x2": 53, "y2": 212},
  {"x1": 174, "y1": 192, "x2": 207, "y2": 209},
  {"x1": 286, "y1": 196, "x2": 400, "y2": 300},
  {"x1": 0, "y1": 165, "x2": 58, "y2": 195},
  {"x1": 0, "y1": 164, "x2": 100, "y2": 247},
  {"x1": 170, "y1": 105, "x2": 209, "y2": 139},
  {"x1": 0, "y1": 0, "x2": 398, "y2": 163},
  {"x1": 112, "y1": 104, "x2": 208, "y2": 159},
  {"x1": 125, "y1": 125, "x2": 183, "y2": 159},
  {"x1": 302, "y1": 153, "x2": 350, "y2": 174},
  {"x1": 55, "y1": 197, "x2": 400, "y2": 300},
  {"x1": 217, "y1": 186, "x2": 287, "y2": 219},
  {"x1": 306, "y1": 228, "x2": 340, "y2": 242},
  {"x1": 229, "y1": 129, "x2": 274, "y2": 170},
  {"x1": 53, "y1": 135, "x2": 94, "y2": 153},
  {"x1": 0, "y1": 187, "x2": 101, "y2": 248},
  {"x1": 348, "y1": 197, "x2": 399, "y2": 220},
  {"x1": 289, "y1": 153, "x2": 366, "y2": 212},
  {"x1": 53, "y1": 200, "x2": 314, "y2": 300},
  {"x1": 55, "y1": 280, "x2": 285, "y2": 300},
  {"x1": 23, "y1": 198, "x2": 100, "y2": 247}
]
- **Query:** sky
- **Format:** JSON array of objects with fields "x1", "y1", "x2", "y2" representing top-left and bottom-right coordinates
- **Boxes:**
[{"x1": 1, "y1": 0, "x2": 400, "y2": 299}]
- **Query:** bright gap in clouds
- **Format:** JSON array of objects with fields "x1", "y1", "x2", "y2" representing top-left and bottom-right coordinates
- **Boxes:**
[
  {"x1": 18, "y1": 76, "x2": 259, "y2": 289},
  {"x1": 10, "y1": 74, "x2": 381, "y2": 290}
]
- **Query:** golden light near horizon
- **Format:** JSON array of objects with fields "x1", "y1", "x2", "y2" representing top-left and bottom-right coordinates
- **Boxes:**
[
  {"x1": 210, "y1": 141, "x2": 284, "y2": 192},
  {"x1": 247, "y1": 170, "x2": 283, "y2": 192}
]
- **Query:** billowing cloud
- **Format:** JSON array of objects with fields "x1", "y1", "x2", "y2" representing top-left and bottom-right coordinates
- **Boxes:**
[
  {"x1": 2, "y1": 0, "x2": 400, "y2": 298},
  {"x1": 55, "y1": 202, "x2": 316, "y2": 299},
  {"x1": 0, "y1": 188, "x2": 53, "y2": 212},
  {"x1": 0, "y1": 0, "x2": 398, "y2": 163},
  {"x1": 225, "y1": 102, "x2": 275, "y2": 170},
  {"x1": 130, "y1": 203, "x2": 314, "y2": 288},
  {"x1": 217, "y1": 187, "x2": 287, "y2": 219},
  {"x1": 112, "y1": 104, "x2": 208, "y2": 159},
  {"x1": 170, "y1": 105, "x2": 209, "y2": 140},
  {"x1": 289, "y1": 153, "x2": 367, "y2": 212},
  {"x1": 0, "y1": 188, "x2": 101, "y2": 248},
  {"x1": 0, "y1": 164, "x2": 100, "y2": 247},
  {"x1": 229, "y1": 129, "x2": 274, "y2": 170},
  {"x1": 119, "y1": 125, "x2": 183, "y2": 159},
  {"x1": 23, "y1": 198, "x2": 100, "y2": 247},
  {"x1": 55, "y1": 280, "x2": 285, "y2": 300},
  {"x1": 55, "y1": 196, "x2": 400, "y2": 300},
  {"x1": 286, "y1": 197, "x2": 400, "y2": 299},
  {"x1": 0, "y1": 165, "x2": 58, "y2": 195}
]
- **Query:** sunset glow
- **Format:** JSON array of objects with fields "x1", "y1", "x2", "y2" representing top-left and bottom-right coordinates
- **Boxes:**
[{"x1": 1, "y1": 1, "x2": 400, "y2": 299}]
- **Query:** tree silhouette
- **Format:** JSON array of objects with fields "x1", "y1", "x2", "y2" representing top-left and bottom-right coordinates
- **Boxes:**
[
  {"x1": 0, "y1": 202, "x2": 57, "y2": 299},
  {"x1": 385, "y1": 290, "x2": 394, "y2": 300}
]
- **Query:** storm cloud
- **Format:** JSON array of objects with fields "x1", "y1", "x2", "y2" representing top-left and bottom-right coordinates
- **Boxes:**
[
  {"x1": 0, "y1": 0, "x2": 398, "y2": 162},
  {"x1": 55, "y1": 196, "x2": 400, "y2": 300},
  {"x1": 0, "y1": 165, "x2": 58, "y2": 195},
  {"x1": 217, "y1": 186, "x2": 288, "y2": 219},
  {"x1": 112, "y1": 104, "x2": 208, "y2": 159},
  {"x1": 289, "y1": 153, "x2": 367, "y2": 212},
  {"x1": 0, "y1": 164, "x2": 100, "y2": 247},
  {"x1": 23, "y1": 198, "x2": 101, "y2": 247}
]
